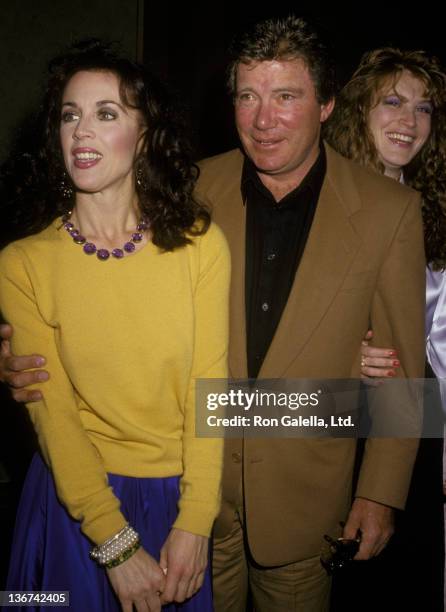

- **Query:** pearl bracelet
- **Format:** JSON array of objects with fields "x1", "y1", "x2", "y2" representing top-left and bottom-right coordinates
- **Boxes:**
[
  {"x1": 90, "y1": 524, "x2": 140, "y2": 566},
  {"x1": 104, "y1": 541, "x2": 141, "y2": 569}
]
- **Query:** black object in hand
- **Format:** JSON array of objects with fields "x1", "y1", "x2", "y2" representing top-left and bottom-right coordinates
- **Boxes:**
[{"x1": 320, "y1": 534, "x2": 360, "y2": 574}]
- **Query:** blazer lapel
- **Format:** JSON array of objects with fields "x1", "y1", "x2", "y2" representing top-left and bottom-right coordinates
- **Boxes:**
[{"x1": 259, "y1": 146, "x2": 362, "y2": 378}]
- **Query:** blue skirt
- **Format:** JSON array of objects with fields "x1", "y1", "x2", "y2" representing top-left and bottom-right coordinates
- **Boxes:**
[{"x1": 5, "y1": 453, "x2": 213, "y2": 611}]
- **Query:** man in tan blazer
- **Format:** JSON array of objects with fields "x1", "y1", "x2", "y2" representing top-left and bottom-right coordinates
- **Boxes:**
[
  {"x1": 0, "y1": 15, "x2": 425, "y2": 612},
  {"x1": 195, "y1": 15, "x2": 425, "y2": 612}
]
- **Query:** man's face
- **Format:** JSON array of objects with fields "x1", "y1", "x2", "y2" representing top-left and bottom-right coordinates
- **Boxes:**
[{"x1": 234, "y1": 59, "x2": 334, "y2": 184}]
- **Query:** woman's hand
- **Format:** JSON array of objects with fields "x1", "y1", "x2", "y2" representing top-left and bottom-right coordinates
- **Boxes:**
[
  {"x1": 361, "y1": 330, "x2": 400, "y2": 379},
  {"x1": 106, "y1": 546, "x2": 165, "y2": 612},
  {"x1": 0, "y1": 323, "x2": 48, "y2": 402},
  {"x1": 159, "y1": 528, "x2": 208, "y2": 604}
]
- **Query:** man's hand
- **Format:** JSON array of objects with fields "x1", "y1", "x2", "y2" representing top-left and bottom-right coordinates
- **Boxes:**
[
  {"x1": 159, "y1": 528, "x2": 208, "y2": 604},
  {"x1": 343, "y1": 497, "x2": 394, "y2": 560},
  {"x1": 0, "y1": 323, "x2": 49, "y2": 402},
  {"x1": 107, "y1": 546, "x2": 165, "y2": 612}
]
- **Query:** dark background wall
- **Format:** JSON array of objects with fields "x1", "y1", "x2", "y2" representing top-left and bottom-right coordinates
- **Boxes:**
[
  {"x1": 0, "y1": 0, "x2": 141, "y2": 162},
  {"x1": 1, "y1": 2, "x2": 445, "y2": 162}
]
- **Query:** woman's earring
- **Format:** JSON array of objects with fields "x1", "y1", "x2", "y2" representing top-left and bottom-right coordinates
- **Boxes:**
[
  {"x1": 60, "y1": 173, "x2": 73, "y2": 199},
  {"x1": 136, "y1": 167, "x2": 147, "y2": 191}
]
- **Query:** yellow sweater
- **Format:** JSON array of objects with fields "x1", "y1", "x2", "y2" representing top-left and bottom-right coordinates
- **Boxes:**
[{"x1": 0, "y1": 218, "x2": 230, "y2": 544}]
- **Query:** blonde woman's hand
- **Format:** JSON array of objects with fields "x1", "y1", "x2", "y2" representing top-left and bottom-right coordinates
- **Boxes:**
[
  {"x1": 361, "y1": 329, "x2": 399, "y2": 379},
  {"x1": 106, "y1": 546, "x2": 165, "y2": 612}
]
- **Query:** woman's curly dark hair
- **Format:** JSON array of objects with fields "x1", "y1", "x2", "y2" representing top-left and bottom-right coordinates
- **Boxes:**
[
  {"x1": 0, "y1": 39, "x2": 209, "y2": 251},
  {"x1": 324, "y1": 48, "x2": 446, "y2": 269}
]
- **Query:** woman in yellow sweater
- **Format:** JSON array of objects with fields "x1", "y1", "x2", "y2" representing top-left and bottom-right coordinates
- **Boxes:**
[{"x1": 0, "y1": 41, "x2": 229, "y2": 611}]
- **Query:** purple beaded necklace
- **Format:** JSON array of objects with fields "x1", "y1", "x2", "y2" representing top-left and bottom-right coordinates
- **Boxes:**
[{"x1": 62, "y1": 211, "x2": 149, "y2": 261}]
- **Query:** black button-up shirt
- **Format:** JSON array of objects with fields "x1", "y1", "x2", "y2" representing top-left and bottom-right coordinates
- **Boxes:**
[{"x1": 243, "y1": 147, "x2": 326, "y2": 379}]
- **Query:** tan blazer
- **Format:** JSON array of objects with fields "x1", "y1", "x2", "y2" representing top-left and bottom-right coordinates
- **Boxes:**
[{"x1": 196, "y1": 143, "x2": 426, "y2": 566}]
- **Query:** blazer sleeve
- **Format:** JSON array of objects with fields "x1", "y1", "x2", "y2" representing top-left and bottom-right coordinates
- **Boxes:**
[
  {"x1": 0, "y1": 244, "x2": 128, "y2": 544},
  {"x1": 355, "y1": 190, "x2": 426, "y2": 508}
]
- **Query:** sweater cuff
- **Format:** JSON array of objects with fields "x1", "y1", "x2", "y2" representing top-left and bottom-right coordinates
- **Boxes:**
[
  {"x1": 173, "y1": 499, "x2": 220, "y2": 537},
  {"x1": 83, "y1": 511, "x2": 128, "y2": 545}
]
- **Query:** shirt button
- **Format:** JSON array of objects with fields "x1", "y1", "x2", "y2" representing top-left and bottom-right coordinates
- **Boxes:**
[
  {"x1": 262, "y1": 302, "x2": 269, "y2": 312},
  {"x1": 232, "y1": 452, "x2": 242, "y2": 463},
  {"x1": 267, "y1": 253, "x2": 276, "y2": 261}
]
